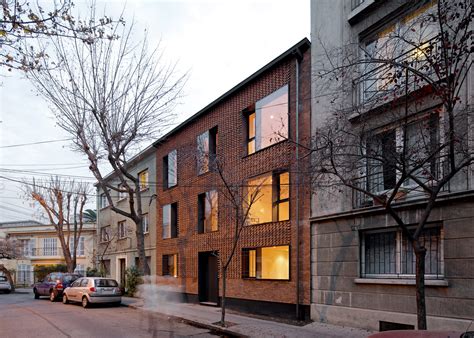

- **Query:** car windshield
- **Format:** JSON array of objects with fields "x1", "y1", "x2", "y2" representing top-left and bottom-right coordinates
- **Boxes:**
[
  {"x1": 63, "y1": 275, "x2": 80, "y2": 283},
  {"x1": 94, "y1": 279, "x2": 118, "y2": 287},
  {"x1": 0, "y1": 276, "x2": 7, "y2": 282}
]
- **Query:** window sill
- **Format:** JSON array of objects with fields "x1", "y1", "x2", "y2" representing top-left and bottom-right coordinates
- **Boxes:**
[
  {"x1": 242, "y1": 139, "x2": 288, "y2": 159},
  {"x1": 242, "y1": 277, "x2": 291, "y2": 282},
  {"x1": 354, "y1": 278, "x2": 448, "y2": 287}
]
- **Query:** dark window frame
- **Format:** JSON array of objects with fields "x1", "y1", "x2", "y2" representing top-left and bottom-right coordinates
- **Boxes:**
[
  {"x1": 162, "y1": 202, "x2": 178, "y2": 239},
  {"x1": 197, "y1": 190, "x2": 218, "y2": 233},
  {"x1": 242, "y1": 245, "x2": 291, "y2": 281},
  {"x1": 162, "y1": 253, "x2": 178, "y2": 277}
]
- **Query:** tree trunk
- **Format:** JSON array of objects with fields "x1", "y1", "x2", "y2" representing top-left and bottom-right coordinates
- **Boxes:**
[
  {"x1": 414, "y1": 242, "x2": 427, "y2": 330},
  {"x1": 220, "y1": 268, "x2": 227, "y2": 326},
  {"x1": 135, "y1": 217, "x2": 150, "y2": 276},
  {"x1": 0, "y1": 265, "x2": 15, "y2": 292}
]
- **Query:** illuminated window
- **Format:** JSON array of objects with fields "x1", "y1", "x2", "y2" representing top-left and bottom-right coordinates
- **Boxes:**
[
  {"x1": 163, "y1": 150, "x2": 177, "y2": 188},
  {"x1": 138, "y1": 170, "x2": 149, "y2": 190},
  {"x1": 198, "y1": 190, "x2": 218, "y2": 233},
  {"x1": 163, "y1": 203, "x2": 178, "y2": 239},
  {"x1": 162, "y1": 254, "x2": 178, "y2": 277},
  {"x1": 242, "y1": 245, "x2": 289, "y2": 280},
  {"x1": 246, "y1": 85, "x2": 289, "y2": 154},
  {"x1": 361, "y1": 2, "x2": 438, "y2": 103},
  {"x1": 247, "y1": 171, "x2": 290, "y2": 225},
  {"x1": 197, "y1": 127, "x2": 217, "y2": 175}
]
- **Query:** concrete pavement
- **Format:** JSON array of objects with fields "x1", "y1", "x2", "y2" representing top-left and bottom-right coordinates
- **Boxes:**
[{"x1": 121, "y1": 295, "x2": 373, "y2": 338}]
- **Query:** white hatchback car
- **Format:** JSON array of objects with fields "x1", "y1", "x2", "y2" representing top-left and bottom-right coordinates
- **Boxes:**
[
  {"x1": 0, "y1": 276, "x2": 12, "y2": 294},
  {"x1": 62, "y1": 277, "x2": 121, "y2": 308}
]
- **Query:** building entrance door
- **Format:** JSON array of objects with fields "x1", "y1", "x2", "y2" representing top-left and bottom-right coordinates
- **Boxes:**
[
  {"x1": 198, "y1": 251, "x2": 219, "y2": 305},
  {"x1": 119, "y1": 258, "x2": 126, "y2": 287}
]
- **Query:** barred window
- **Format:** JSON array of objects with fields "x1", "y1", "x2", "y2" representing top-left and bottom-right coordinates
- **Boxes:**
[{"x1": 361, "y1": 226, "x2": 443, "y2": 279}]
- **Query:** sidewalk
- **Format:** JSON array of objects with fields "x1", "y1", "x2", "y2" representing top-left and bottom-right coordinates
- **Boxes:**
[{"x1": 121, "y1": 296, "x2": 372, "y2": 338}]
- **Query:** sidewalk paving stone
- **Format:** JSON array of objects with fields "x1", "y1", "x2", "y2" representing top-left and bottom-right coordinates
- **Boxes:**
[{"x1": 121, "y1": 296, "x2": 373, "y2": 338}]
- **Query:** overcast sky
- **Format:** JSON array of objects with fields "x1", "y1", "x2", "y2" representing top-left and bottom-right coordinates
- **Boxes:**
[{"x1": 0, "y1": 0, "x2": 309, "y2": 222}]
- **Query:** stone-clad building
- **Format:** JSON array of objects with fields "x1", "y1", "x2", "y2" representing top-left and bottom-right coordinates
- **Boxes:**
[{"x1": 310, "y1": 0, "x2": 474, "y2": 331}]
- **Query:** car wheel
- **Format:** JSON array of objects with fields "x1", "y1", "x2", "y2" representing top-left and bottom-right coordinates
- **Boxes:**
[
  {"x1": 34, "y1": 289, "x2": 40, "y2": 299},
  {"x1": 62, "y1": 295, "x2": 69, "y2": 304},
  {"x1": 82, "y1": 296, "x2": 89, "y2": 308},
  {"x1": 49, "y1": 290, "x2": 56, "y2": 302},
  {"x1": 5, "y1": 290, "x2": 11, "y2": 294}
]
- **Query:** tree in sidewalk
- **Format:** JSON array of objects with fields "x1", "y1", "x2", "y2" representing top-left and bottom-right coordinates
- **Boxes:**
[
  {"x1": 25, "y1": 13, "x2": 186, "y2": 276},
  {"x1": 1, "y1": 0, "x2": 117, "y2": 71},
  {"x1": 207, "y1": 157, "x2": 265, "y2": 327},
  {"x1": 311, "y1": 0, "x2": 473, "y2": 329},
  {"x1": 0, "y1": 236, "x2": 22, "y2": 290},
  {"x1": 22, "y1": 176, "x2": 89, "y2": 273}
]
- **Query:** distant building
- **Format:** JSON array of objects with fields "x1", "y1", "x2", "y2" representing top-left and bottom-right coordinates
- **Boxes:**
[
  {"x1": 0, "y1": 220, "x2": 96, "y2": 285},
  {"x1": 96, "y1": 145, "x2": 157, "y2": 285}
]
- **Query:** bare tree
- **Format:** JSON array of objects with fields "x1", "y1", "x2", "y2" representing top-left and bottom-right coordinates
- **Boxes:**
[
  {"x1": 23, "y1": 176, "x2": 89, "y2": 273},
  {"x1": 0, "y1": 236, "x2": 21, "y2": 259},
  {"x1": 25, "y1": 12, "x2": 186, "y2": 275},
  {"x1": 312, "y1": 0, "x2": 473, "y2": 329},
  {"x1": 0, "y1": 0, "x2": 117, "y2": 71},
  {"x1": 207, "y1": 158, "x2": 264, "y2": 327}
]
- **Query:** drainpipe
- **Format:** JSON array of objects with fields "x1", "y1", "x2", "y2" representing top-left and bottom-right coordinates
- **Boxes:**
[{"x1": 294, "y1": 47, "x2": 303, "y2": 320}]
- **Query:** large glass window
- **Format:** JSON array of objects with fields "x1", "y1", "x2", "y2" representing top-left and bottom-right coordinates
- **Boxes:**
[
  {"x1": 242, "y1": 245, "x2": 290, "y2": 280},
  {"x1": 197, "y1": 127, "x2": 218, "y2": 175},
  {"x1": 361, "y1": 226, "x2": 443, "y2": 278},
  {"x1": 138, "y1": 170, "x2": 149, "y2": 190},
  {"x1": 162, "y1": 203, "x2": 178, "y2": 239},
  {"x1": 163, "y1": 150, "x2": 177, "y2": 188},
  {"x1": 361, "y1": 3, "x2": 438, "y2": 103},
  {"x1": 162, "y1": 254, "x2": 178, "y2": 277},
  {"x1": 247, "y1": 85, "x2": 288, "y2": 154},
  {"x1": 247, "y1": 171, "x2": 290, "y2": 225},
  {"x1": 198, "y1": 190, "x2": 218, "y2": 233}
]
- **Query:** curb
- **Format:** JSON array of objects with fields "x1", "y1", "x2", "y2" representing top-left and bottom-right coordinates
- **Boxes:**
[{"x1": 123, "y1": 301, "x2": 246, "y2": 338}]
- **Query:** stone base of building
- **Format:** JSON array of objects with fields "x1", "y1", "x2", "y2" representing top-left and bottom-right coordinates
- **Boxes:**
[
  {"x1": 311, "y1": 304, "x2": 472, "y2": 332},
  {"x1": 181, "y1": 293, "x2": 310, "y2": 320}
]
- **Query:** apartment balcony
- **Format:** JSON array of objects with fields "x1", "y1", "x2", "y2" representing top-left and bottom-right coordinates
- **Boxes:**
[{"x1": 22, "y1": 248, "x2": 85, "y2": 259}]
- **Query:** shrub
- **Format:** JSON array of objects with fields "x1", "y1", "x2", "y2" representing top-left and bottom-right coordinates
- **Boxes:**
[{"x1": 125, "y1": 266, "x2": 142, "y2": 296}]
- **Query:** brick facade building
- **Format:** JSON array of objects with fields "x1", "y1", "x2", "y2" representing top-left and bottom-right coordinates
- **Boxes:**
[{"x1": 153, "y1": 38, "x2": 312, "y2": 318}]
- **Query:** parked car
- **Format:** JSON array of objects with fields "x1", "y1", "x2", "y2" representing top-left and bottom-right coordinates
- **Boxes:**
[
  {"x1": 0, "y1": 276, "x2": 12, "y2": 294},
  {"x1": 33, "y1": 272, "x2": 81, "y2": 301},
  {"x1": 62, "y1": 277, "x2": 122, "y2": 308}
]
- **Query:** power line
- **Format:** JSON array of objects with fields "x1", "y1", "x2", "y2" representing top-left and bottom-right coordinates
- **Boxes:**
[{"x1": 0, "y1": 138, "x2": 73, "y2": 149}]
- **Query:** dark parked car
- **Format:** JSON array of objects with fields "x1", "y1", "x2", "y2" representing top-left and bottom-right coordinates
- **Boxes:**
[{"x1": 33, "y1": 272, "x2": 80, "y2": 301}]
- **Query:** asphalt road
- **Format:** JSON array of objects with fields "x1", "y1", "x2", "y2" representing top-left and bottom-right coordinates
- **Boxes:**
[{"x1": 0, "y1": 291, "x2": 220, "y2": 338}]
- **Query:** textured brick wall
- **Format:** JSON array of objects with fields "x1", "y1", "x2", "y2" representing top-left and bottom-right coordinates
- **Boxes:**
[{"x1": 155, "y1": 47, "x2": 312, "y2": 306}]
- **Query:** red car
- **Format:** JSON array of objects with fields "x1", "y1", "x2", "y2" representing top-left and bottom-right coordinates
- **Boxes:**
[{"x1": 33, "y1": 272, "x2": 81, "y2": 301}]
